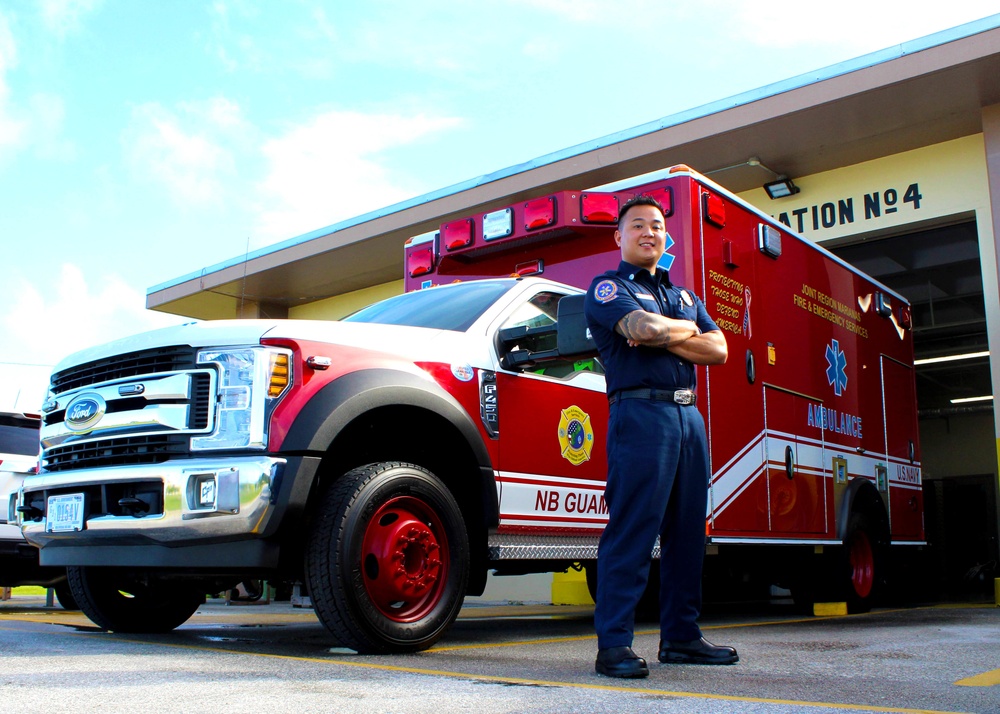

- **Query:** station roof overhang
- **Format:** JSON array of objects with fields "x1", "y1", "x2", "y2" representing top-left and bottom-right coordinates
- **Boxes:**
[{"x1": 147, "y1": 17, "x2": 1000, "y2": 320}]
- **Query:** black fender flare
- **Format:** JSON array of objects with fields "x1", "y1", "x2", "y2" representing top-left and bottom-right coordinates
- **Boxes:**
[
  {"x1": 280, "y1": 368, "x2": 497, "y2": 523},
  {"x1": 837, "y1": 477, "x2": 890, "y2": 543}
]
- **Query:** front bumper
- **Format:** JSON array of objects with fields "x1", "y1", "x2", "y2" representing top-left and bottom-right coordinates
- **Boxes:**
[{"x1": 20, "y1": 455, "x2": 285, "y2": 554}]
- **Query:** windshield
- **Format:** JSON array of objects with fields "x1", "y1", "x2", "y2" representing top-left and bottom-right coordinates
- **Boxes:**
[{"x1": 344, "y1": 281, "x2": 515, "y2": 331}]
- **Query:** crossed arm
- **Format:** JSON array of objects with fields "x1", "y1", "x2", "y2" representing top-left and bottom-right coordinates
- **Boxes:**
[{"x1": 615, "y1": 310, "x2": 728, "y2": 366}]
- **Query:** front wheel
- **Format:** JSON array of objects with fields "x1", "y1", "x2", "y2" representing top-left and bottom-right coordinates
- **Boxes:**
[
  {"x1": 67, "y1": 567, "x2": 204, "y2": 632},
  {"x1": 306, "y1": 461, "x2": 469, "y2": 653}
]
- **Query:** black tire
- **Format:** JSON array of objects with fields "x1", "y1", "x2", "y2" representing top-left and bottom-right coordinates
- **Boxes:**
[
  {"x1": 67, "y1": 566, "x2": 204, "y2": 633},
  {"x1": 839, "y1": 512, "x2": 886, "y2": 613},
  {"x1": 53, "y1": 579, "x2": 79, "y2": 610},
  {"x1": 305, "y1": 461, "x2": 469, "y2": 654}
]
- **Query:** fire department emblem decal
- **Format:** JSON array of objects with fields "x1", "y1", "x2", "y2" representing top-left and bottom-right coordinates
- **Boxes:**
[{"x1": 558, "y1": 405, "x2": 594, "y2": 466}]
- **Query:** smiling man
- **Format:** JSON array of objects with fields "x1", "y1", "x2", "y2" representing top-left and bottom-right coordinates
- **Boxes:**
[{"x1": 584, "y1": 194, "x2": 736, "y2": 678}]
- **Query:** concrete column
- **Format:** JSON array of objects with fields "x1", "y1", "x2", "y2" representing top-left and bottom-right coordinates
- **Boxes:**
[{"x1": 981, "y1": 104, "x2": 1000, "y2": 493}]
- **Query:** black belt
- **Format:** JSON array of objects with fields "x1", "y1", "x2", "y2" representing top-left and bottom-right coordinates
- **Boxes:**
[{"x1": 609, "y1": 388, "x2": 697, "y2": 406}]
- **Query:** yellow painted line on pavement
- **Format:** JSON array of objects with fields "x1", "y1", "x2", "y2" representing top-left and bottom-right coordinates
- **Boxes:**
[
  {"x1": 0, "y1": 610, "x2": 980, "y2": 713},
  {"x1": 94, "y1": 637, "x2": 977, "y2": 714},
  {"x1": 954, "y1": 668, "x2": 1000, "y2": 687}
]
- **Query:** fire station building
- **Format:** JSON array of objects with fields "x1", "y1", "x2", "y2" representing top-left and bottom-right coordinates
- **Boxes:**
[{"x1": 148, "y1": 18, "x2": 1000, "y2": 594}]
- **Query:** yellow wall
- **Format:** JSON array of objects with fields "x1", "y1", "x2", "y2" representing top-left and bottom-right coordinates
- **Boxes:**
[
  {"x1": 289, "y1": 279, "x2": 404, "y2": 320},
  {"x1": 738, "y1": 135, "x2": 990, "y2": 243}
]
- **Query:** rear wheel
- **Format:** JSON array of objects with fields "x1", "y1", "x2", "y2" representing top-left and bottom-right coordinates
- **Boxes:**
[
  {"x1": 841, "y1": 512, "x2": 885, "y2": 613},
  {"x1": 67, "y1": 567, "x2": 204, "y2": 632},
  {"x1": 306, "y1": 461, "x2": 469, "y2": 653},
  {"x1": 790, "y1": 511, "x2": 886, "y2": 614}
]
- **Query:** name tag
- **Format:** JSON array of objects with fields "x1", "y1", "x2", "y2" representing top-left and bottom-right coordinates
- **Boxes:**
[{"x1": 635, "y1": 293, "x2": 655, "y2": 301}]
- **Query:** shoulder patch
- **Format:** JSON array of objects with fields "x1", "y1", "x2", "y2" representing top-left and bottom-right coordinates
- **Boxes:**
[{"x1": 594, "y1": 280, "x2": 618, "y2": 303}]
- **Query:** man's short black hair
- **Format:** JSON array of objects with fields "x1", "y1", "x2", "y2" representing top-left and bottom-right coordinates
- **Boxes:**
[{"x1": 618, "y1": 194, "x2": 665, "y2": 226}]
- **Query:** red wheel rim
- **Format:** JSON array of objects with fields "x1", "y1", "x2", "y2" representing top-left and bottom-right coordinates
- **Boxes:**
[
  {"x1": 849, "y1": 530, "x2": 874, "y2": 599},
  {"x1": 360, "y1": 496, "x2": 449, "y2": 622}
]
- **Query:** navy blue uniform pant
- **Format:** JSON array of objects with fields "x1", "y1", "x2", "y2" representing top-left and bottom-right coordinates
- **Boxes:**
[{"x1": 594, "y1": 397, "x2": 709, "y2": 649}]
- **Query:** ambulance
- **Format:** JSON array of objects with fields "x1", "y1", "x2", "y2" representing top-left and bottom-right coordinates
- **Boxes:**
[{"x1": 19, "y1": 166, "x2": 921, "y2": 653}]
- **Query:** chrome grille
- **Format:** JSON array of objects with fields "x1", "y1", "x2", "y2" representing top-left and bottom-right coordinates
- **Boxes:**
[
  {"x1": 43, "y1": 435, "x2": 189, "y2": 472},
  {"x1": 51, "y1": 346, "x2": 198, "y2": 395}
]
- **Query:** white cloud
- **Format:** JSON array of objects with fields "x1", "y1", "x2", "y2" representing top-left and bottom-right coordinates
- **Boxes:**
[
  {"x1": 254, "y1": 110, "x2": 463, "y2": 243},
  {"x1": 123, "y1": 99, "x2": 245, "y2": 206},
  {"x1": 0, "y1": 263, "x2": 185, "y2": 371},
  {"x1": 715, "y1": 1, "x2": 998, "y2": 52},
  {"x1": 39, "y1": 0, "x2": 102, "y2": 38},
  {"x1": 0, "y1": 11, "x2": 26, "y2": 157}
]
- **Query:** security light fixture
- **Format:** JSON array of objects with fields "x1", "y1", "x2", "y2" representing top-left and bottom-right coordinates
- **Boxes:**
[{"x1": 764, "y1": 178, "x2": 800, "y2": 199}]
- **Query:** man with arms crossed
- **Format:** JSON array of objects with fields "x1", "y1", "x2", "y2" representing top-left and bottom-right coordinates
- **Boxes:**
[{"x1": 585, "y1": 194, "x2": 738, "y2": 678}]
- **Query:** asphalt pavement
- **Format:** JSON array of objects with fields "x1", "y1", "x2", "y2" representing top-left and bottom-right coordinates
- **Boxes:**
[{"x1": 0, "y1": 593, "x2": 997, "y2": 713}]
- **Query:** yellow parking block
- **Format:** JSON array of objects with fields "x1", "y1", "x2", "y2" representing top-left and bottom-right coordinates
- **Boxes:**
[{"x1": 813, "y1": 602, "x2": 848, "y2": 616}]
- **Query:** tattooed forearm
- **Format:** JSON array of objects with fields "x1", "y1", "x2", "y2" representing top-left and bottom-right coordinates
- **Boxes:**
[{"x1": 616, "y1": 311, "x2": 678, "y2": 346}]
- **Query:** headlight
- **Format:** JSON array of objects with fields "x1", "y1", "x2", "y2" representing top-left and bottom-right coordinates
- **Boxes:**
[{"x1": 191, "y1": 346, "x2": 291, "y2": 451}]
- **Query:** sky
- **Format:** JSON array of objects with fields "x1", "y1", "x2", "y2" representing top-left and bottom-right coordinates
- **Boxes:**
[{"x1": 1, "y1": 0, "x2": 998, "y2": 411}]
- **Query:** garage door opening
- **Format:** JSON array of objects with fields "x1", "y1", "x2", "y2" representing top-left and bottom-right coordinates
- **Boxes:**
[{"x1": 831, "y1": 220, "x2": 998, "y2": 600}]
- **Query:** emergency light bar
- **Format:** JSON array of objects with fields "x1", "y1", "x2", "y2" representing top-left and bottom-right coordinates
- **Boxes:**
[{"x1": 406, "y1": 182, "x2": 682, "y2": 283}]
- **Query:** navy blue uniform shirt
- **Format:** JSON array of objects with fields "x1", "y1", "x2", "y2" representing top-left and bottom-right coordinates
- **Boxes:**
[{"x1": 584, "y1": 260, "x2": 719, "y2": 397}]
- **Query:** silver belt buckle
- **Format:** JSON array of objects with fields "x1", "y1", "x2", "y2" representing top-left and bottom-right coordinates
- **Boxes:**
[{"x1": 673, "y1": 389, "x2": 695, "y2": 405}]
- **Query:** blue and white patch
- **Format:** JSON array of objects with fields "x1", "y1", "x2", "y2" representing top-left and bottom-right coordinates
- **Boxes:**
[
  {"x1": 594, "y1": 280, "x2": 618, "y2": 303},
  {"x1": 451, "y1": 363, "x2": 475, "y2": 382}
]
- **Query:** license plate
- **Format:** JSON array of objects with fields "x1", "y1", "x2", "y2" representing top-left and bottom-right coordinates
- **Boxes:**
[{"x1": 47, "y1": 493, "x2": 85, "y2": 533}]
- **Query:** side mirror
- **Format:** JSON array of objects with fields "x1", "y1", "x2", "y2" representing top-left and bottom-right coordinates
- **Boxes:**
[{"x1": 556, "y1": 294, "x2": 597, "y2": 358}]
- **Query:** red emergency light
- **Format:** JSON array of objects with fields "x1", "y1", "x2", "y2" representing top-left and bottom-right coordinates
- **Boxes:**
[
  {"x1": 703, "y1": 191, "x2": 726, "y2": 227},
  {"x1": 580, "y1": 193, "x2": 619, "y2": 224},
  {"x1": 524, "y1": 196, "x2": 556, "y2": 230},
  {"x1": 408, "y1": 246, "x2": 434, "y2": 278},
  {"x1": 442, "y1": 218, "x2": 474, "y2": 251},
  {"x1": 514, "y1": 259, "x2": 543, "y2": 277},
  {"x1": 899, "y1": 305, "x2": 913, "y2": 330},
  {"x1": 643, "y1": 187, "x2": 673, "y2": 217}
]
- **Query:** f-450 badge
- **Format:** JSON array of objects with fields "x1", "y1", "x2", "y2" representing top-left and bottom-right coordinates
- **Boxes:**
[{"x1": 557, "y1": 406, "x2": 594, "y2": 466}]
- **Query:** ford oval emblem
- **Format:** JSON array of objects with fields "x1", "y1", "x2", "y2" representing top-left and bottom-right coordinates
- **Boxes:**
[{"x1": 65, "y1": 393, "x2": 107, "y2": 432}]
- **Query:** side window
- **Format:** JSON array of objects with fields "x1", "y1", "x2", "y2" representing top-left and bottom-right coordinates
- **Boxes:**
[{"x1": 498, "y1": 292, "x2": 603, "y2": 378}]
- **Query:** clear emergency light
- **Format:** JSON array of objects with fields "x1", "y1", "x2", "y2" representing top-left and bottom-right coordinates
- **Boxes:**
[
  {"x1": 759, "y1": 224, "x2": 782, "y2": 258},
  {"x1": 483, "y1": 208, "x2": 513, "y2": 241}
]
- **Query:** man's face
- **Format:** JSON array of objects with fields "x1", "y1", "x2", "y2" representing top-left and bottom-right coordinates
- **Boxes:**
[{"x1": 616, "y1": 204, "x2": 666, "y2": 271}]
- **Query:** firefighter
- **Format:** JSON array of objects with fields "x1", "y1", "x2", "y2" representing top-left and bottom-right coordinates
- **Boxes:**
[{"x1": 584, "y1": 194, "x2": 737, "y2": 678}]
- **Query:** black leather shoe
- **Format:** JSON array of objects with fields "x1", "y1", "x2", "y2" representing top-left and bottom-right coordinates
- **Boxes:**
[
  {"x1": 658, "y1": 637, "x2": 738, "y2": 665},
  {"x1": 595, "y1": 646, "x2": 649, "y2": 678}
]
